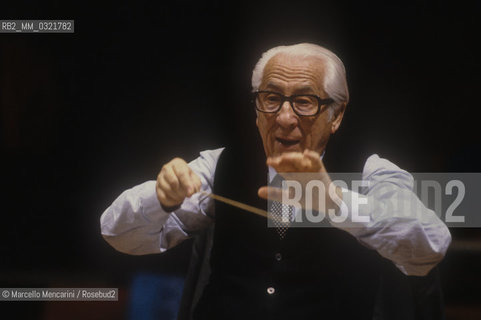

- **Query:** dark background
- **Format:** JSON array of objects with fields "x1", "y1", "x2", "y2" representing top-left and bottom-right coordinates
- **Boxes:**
[{"x1": 1, "y1": 0, "x2": 480, "y2": 318}]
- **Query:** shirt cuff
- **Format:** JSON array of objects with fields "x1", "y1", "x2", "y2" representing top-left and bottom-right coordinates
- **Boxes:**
[
  {"x1": 138, "y1": 181, "x2": 171, "y2": 225},
  {"x1": 328, "y1": 188, "x2": 372, "y2": 236}
]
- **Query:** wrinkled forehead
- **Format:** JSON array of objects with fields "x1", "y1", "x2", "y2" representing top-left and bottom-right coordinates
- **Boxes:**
[
  {"x1": 266, "y1": 52, "x2": 326, "y2": 68},
  {"x1": 261, "y1": 53, "x2": 326, "y2": 92}
]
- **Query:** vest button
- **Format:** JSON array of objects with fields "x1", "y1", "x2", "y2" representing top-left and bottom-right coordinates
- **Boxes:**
[
  {"x1": 267, "y1": 287, "x2": 275, "y2": 295},
  {"x1": 275, "y1": 253, "x2": 282, "y2": 261}
]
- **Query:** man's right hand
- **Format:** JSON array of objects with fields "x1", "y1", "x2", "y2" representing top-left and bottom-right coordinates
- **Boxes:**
[{"x1": 156, "y1": 158, "x2": 202, "y2": 209}]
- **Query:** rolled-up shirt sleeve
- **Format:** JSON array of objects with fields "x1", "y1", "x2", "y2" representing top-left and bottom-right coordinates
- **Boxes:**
[
  {"x1": 332, "y1": 154, "x2": 452, "y2": 276},
  {"x1": 100, "y1": 148, "x2": 223, "y2": 255}
]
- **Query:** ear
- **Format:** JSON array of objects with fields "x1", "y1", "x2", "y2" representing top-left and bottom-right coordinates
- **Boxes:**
[
  {"x1": 256, "y1": 117, "x2": 259, "y2": 128},
  {"x1": 330, "y1": 102, "x2": 346, "y2": 134}
]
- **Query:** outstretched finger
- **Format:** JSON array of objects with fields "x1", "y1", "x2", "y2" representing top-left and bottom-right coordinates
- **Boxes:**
[
  {"x1": 267, "y1": 153, "x2": 302, "y2": 172},
  {"x1": 268, "y1": 152, "x2": 314, "y2": 172},
  {"x1": 257, "y1": 186, "x2": 290, "y2": 203}
]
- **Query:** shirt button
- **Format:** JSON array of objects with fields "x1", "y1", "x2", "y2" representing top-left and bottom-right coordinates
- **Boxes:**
[
  {"x1": 275, "y1": 253, "x2": 282, "y2": 261},
  {"x1": 267, "y1": 287, "x2": 275, "y2": 295}
]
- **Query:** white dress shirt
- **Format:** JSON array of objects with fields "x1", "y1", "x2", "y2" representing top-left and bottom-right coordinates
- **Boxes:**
[{"x1": 100, "y1": 148, "x2": 451, "y2": 276}]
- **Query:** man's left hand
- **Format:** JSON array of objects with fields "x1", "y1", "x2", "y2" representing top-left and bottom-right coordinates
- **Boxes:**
[{"x1": 258, "y1": 149, "x2": 342, "y2": 213}]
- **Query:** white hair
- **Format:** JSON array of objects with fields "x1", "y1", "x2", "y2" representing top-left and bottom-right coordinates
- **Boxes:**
[{"x1": 251, "y1": 43, "x2": 349, "y2": 119}]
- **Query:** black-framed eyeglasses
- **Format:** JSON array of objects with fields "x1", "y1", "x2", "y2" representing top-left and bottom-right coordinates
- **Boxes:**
[{"x1": 253, "y1": 90, "x2": 334, "y2": 116}]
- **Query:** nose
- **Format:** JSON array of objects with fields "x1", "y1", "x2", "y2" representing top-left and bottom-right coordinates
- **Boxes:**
[{"x1": 276, "y1": 101, "x2": 298, "y2": 129}]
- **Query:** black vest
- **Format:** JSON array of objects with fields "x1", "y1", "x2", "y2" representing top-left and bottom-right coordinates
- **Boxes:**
[{"x1": 193, "y1": 146, "x2": 391, "y2": 320}]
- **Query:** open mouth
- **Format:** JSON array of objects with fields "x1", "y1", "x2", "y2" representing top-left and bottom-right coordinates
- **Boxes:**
[{"x1": 276, "y1": 137, "x2": 300, "y2": 146}]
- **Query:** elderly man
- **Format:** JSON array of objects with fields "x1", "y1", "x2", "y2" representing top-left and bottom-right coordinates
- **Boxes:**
[{"x1": 101, "y1": 43, "x2": 451, "y2": 319}]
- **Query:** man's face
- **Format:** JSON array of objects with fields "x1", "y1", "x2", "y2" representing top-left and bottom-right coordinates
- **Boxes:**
[{"x1": 256, "y1": 53, "x2": 344, "y2": 158}]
